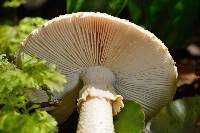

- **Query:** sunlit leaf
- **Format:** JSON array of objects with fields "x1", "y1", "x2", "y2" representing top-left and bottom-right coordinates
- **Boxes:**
[
  {"x1": 114, "y1": 100, "x2": 145, "y2": 133},
  {"x1": 3, "y1": 0, "x2": 27, "y2": 8},
  {"x1": 0, "y1": 53, "x2": 66, "y2": 133},
  {"x1": 0, "y1": 111, "x2": 57, "y2": 133},
  {"x1": 0, "y1": 17, "x2": 47, "y2": 59},
  {"x1": 148, "y1": 96, "x2": 200, "y2": 133},
  {"x1": 20, "y1": 54, "x2": 66, "y2": 92}
]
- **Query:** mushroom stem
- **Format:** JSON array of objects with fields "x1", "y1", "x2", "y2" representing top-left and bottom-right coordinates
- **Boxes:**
[
  {"x1": 77, "y1": 96, "x2": 114, "y2": 133},
  {"x1": 76, "y1": 66, "x2": 124, "y2": 133}
]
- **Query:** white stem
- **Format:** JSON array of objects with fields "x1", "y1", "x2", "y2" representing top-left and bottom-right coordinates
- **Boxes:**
[
  {"x1": 76, "y1": 66, "x2": 124, "y2": 133},
  {"x1": 76, "y1": 97, "x2": 114, "y2": 133}
]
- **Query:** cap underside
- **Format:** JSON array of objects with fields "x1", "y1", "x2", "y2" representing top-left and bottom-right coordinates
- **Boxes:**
[{"x1": 22, "y1": 12, "x2": 177, "y2": 118}]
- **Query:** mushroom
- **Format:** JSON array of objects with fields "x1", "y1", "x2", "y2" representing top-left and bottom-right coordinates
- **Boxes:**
[{"x1": 21, "y1": 12, "x2": 177, "y2": 133}]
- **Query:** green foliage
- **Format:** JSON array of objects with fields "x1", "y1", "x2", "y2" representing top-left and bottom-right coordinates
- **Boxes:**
[
  {"x1": 0, "y1": 111, "x2": 57, "y2": 133},
  {"x1": 0, "y1": 25, "x2": 17, "y2": 58},
  {"x1": 20, "y1": 54, "x2": 66, "y2": 92},
  {"x1": 114, "y1": 100, "x2": 145, "y2": 133},
  {"x1": 0, "y1": 53, "x2": 66, "y2": 133},
  {"x1": 148, "y1": 96, "x2": 200, "y2": 133},
  {"x1": 0, "y1": 2, "x2": 66, "y2": 131},
  {"x1": 0, "y1": 53, "x2": 66, "y2": 108},
  {"x1": 0, "y1": 17, "x2": 47, "y2": 58},
  {"x1": 3, "y1": 0, "x2": 27, "y2": 8},
  {"x1": 127, "y1": 0, "x2": 200, "y2": 48},
  {"x1": 67, "y1": 0, "x2": 128, "y2": 16},
  {"x1": 0, "y1": 15, "x2": 65, "y2": 132},
  {"x1": 16, "y1": 17, "x2": 48, "y2": 43}
]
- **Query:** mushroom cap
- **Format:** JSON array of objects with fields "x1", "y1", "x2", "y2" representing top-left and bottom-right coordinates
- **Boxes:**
[{"x1": 21, "y1": 12, "x2": 177, "y2": 119}]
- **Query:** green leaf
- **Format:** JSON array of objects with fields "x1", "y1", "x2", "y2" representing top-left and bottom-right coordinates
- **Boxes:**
[
  {"x1": 150, "y1": 0, "x2": 200, "y2": 49},
  {"x1": 0, "y1": 53, "x2": 65, "y2": 133},
  {"x1": 114, "y1": 100, "x2": 145, "y2": 133},
  {"x1": 0, "y1": 111, "x2": 57, "y2": 133},
  {"x1": 0, "y1": 52, "x2": 66, "y2": 106},
  {"x1": 67, "y1": 0, "x2": 128, "y2": 16},
  {"x1": 148, "y1": 96, "x2": 200, "y2": 133},
  {"x1": 16, "y1": 17, "x2": 48, "y2": 42},
  {"x1": 20, "y1": 53, "x2": 66, "y2": 92},
  {"x1": 0, "y1": 54, "x2": 16, "y2": 70},
  {"x1": 3, "y1": 0, "x2": 27, "y2": 8},
  {"x1": 0, "y1": 25, "x2": 17, "y2": 56},
  {"x1": 0, "y1": 17, "x2": 47, "y2": 58},
  {"x1": 126, "y1": 0, "x2": 200, "y2": 49},
  {"x1": 0, "y1": 16, "x2": 63, "y2": 133}
]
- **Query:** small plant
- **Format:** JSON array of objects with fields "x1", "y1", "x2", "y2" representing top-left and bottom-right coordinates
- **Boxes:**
[
  {"x1": 0, "y1": 53, "x2": 66, "y2": 133},
  {"x1": 0, "y1": 11, "x2": 66, "y2": 132},
  {"x1": 0, "y1": 17, "x2": 48, "y2": 60}
]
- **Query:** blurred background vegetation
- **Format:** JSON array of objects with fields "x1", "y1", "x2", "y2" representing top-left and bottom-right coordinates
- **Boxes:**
[{"x1": 1, "y1": 0, "x2": 200, "y2": 50}]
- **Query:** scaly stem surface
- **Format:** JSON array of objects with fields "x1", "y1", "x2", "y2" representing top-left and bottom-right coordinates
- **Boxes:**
[
  {"x1": 77, "y1": 95, "x2": 114, "y2": 133},
  {"x1": 76, "y1": 66, "x2": 124, "y2": 133}
]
